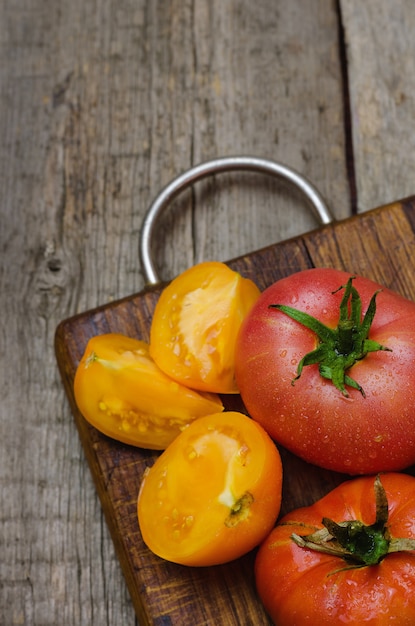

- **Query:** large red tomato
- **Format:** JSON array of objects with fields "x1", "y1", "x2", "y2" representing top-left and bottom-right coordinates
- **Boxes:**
[
  {"x1": 255, "y1": 473, "x2": 415, "y2": 625},
  {"x1": 235, "y1": 268, "x2": 415, "y2": 474}
]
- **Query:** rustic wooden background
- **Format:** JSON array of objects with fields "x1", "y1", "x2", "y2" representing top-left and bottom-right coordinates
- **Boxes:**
[{"x1": 2, "y1": 1, "x2": 415, "y2": 624}]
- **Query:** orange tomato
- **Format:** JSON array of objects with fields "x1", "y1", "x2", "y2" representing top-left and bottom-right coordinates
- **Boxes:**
[
  {"x1": 137, "y1": 411, "x2": 283, "y2": 566},
  {"x1": 149, "y1": 261, "x2": 261, "y2": 394},
  {"x1": 73, "y1": 333, "x2": 223, "y2": 450}
]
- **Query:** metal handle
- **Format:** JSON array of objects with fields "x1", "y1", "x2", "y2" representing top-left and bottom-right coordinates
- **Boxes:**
[{"x1": 139, "y1": 155, "x2": 334, "y2": 285}]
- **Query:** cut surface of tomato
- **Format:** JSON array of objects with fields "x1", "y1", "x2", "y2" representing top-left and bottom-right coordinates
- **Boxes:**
[
  {"x1": 74, "y1": 333, "x2": 223, "y2": 449},
  {"x1": 150, "y1": 261, "x2": 261, "y2": 393},
  {"x1": 137, "y1": 411, "x2": 282, "y2": 566}
]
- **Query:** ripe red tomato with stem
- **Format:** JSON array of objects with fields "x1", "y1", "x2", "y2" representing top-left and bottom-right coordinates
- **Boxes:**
[
  {"x1": 255, "y1": 473, "x2": 415, "y2": 625},
  {"x1": 235, "y1": 268, "x2": 415, "y2": 474}
]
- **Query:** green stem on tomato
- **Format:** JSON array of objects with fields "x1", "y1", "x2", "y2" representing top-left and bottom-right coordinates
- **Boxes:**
[
  {"x1": 291, "y1": 476, "x2": 415, "y2": 568},
  {"x1": 269, "y1": 276, "x2": 392, "y2": 396}
]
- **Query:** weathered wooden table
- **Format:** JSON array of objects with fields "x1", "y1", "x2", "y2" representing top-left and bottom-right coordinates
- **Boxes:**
[{"x1": 2, "y1": 1, "x2": 415, "y2": 624}]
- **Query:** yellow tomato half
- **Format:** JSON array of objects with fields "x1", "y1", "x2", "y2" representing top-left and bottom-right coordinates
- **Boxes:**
[
  {"x1": 73, "y1": 333, "x2": 223, "y2": 449},
  {"x1": 137, "y1": 411, "x2": 283, "y2": 566},
  {"x1": 149, "y1": 261, "x2": 261, "y2": 394}
]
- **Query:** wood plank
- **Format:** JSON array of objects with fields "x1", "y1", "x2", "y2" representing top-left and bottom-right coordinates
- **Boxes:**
[
  {"x1": 340, "y1": 0, "x2": 415, "y2": 212},
  {"x1": 55, "y1": 197, "x2": 415, "y2": 624},
  {"x1": 144, "y1": 0, "x2": 351, "y2": 280}
]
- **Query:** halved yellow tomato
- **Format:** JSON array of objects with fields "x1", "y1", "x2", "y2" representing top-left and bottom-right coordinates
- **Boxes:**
[
  {"x1": 149, "y1": 261, "x2": 261, "y2": 394},
  {"x1": 73, "y1": 333, "x2": 223, "y2": 449},
  {"x1": 137, "y1": 411, "x2": 283, "y2": 566}
]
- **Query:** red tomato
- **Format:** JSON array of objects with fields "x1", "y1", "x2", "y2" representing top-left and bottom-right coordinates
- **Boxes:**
[
  {"x1": 255, "y1": 473, "x2": 415, "y2": 625},
  {"x1": 150, "y1": 261, "x2": 261, "y2": 394},
  {"x1": 137, "y1": 411, "x2": 282, "y2": 566},
  {"x1": 235, "y1": 268, "x2": 415, "y2": 474}
]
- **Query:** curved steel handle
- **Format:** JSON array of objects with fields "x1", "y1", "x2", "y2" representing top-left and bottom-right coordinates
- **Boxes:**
[{"x1": 139, "y1": 155, "x2": 334, "y2": 285}]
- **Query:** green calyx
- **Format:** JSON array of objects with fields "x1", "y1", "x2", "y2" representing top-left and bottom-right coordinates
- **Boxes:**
[
  {"x1": 291, "y1": 475, "x2": 415, "y2": 568},
  {"x1": 270, "y1": 276, "x2": 392, "y2": 397}
]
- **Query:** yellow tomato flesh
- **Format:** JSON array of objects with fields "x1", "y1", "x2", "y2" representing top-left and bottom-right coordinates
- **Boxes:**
[
  {"x1": 73, "y1": 333, "x2": 224, "y2": 449},
  {"x1": 149, "y1": 261, "x2": 261, "y2": 394},
  {"x1": 137, "y1": 411, "x2": 283, "y2": 566}
]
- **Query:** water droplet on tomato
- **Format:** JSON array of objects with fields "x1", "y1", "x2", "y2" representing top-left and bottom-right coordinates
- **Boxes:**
[{"x1": 404, "y1": 520, "x2": 415, "y2": 534}]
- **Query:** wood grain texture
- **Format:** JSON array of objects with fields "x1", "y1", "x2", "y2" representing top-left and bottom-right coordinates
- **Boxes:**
[
  {"x1": 341, "y1": 0, "x2": 415, "y2": 212},
  {"x1": 2, "y1": 0, "x2": 415, "y2": 624},
  {"x1": 55, "y1": 198, "x2": 415, "y2": 624}
]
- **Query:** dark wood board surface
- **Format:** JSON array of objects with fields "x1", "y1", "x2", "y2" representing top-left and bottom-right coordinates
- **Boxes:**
[{"x1": 55, "y1": 197, "x2": 415, "y2": 625}]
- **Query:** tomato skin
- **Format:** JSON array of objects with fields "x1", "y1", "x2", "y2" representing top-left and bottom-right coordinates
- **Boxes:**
[
  {"x1": 150, "y1": 261, "x2": 261, "y2": 394},
  {"x1": 74, "y1": 333, "x2": 223, "y2": 450},
  {"x1": 235, "y1": 268, "x2": 415, "y2": 474},
  {"x1": 255, "y1": 473, "x2": 415, "y2": 625},
  {"x1": 137, "y1": 411, "x2": 282, "y2": 566}
]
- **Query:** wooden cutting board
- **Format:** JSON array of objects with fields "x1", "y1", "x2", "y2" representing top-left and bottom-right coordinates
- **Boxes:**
[{"x1": 55, "y1": 197, "x2": 415, "y2": 625}]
